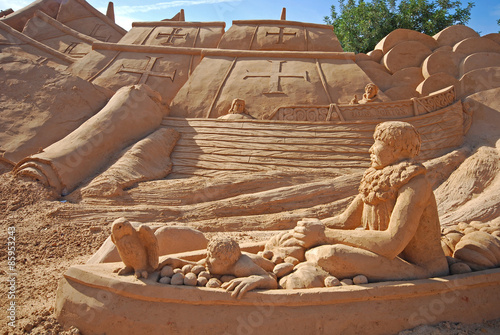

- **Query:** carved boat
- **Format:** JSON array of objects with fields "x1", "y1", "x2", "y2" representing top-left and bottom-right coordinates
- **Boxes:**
[
  {"x1": 270, "y1": 84, "x2": 457, "y2": 122},
  {"x1": 162, "y1": 86, "x2": 471, "y2": 179},
  {"x1": 55, "y1": 247, "x2": 500, "y2": 335}
]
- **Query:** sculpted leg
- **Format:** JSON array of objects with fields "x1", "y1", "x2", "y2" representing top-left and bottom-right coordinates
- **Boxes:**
[{"x1": 305, "y1": 244, "x2": 428, "y2": 282}]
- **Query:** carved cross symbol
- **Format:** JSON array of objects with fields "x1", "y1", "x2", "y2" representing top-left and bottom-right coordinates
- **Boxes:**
[
  {"x1": 90, "y1": 24, "x2": 110, "y2": 42},
  {"x1": 265, "y1": 27, "x2": 297, "y2": 44},
  {"x1": 243, "y1": 60, "x2": 308, "y2": 94},
  {"x1": 156, "y1": 28, "x2": 188, "y2": 45},
  {"x1": 117, "y1": 56, "x2": 176, "y2": 85},
  {"x1": 63, "y1": 42, "x2": 86, "y2": 58}
]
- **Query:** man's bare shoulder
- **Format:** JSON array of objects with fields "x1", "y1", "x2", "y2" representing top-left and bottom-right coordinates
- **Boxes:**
[{"x1": 399, "y1": 173, "x2": 432, "y2": 205}]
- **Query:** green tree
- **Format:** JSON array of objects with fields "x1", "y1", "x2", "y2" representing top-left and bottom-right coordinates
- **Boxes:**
[{"x1": 325, "y1": 0, "x2": 474, "y2": 54}]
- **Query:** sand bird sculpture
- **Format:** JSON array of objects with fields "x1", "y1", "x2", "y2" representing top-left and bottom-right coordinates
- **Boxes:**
[{"x1": 111, "y1": 217, "x2": 159, "y2": 279}]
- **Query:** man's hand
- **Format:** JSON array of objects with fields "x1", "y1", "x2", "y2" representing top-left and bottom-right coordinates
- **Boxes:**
[
  {"x1": 292, "y1": 218, "x2": 327, "y2": 249},
  {"x1": 222, "y1": 275, "x2": 263, "y2": 299}
]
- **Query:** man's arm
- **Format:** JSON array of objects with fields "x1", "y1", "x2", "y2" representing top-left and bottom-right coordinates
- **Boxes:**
[
  {"x1": 221, "y1": 255, "x2": 278, "y2": 298},
  {"x1": 323, "y1": 174, "x2": 431, "y2": 258},
  {"x1": 294, "y1": 175, "x2": 431, "y2": 259},
  {"x1": 321, "y1": 194, "x2": 364, "y2": 229}
]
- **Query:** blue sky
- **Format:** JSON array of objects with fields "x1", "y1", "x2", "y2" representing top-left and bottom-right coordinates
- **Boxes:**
[{"x1": 2, "y1": 0, "x2": 499, "y2": 35}]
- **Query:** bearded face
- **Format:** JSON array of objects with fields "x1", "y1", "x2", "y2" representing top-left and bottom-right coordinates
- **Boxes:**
[{"x1": 369, "y1": 139, "x2": 399, "y2": 169}]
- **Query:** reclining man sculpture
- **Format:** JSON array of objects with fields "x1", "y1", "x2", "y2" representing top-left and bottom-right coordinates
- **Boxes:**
[
  {"x1": 160, "y1": 237, "x2": 277, "y2": 298},
  {"x1": 280, "y1": 121, "x2": 449, "y2": 288}
]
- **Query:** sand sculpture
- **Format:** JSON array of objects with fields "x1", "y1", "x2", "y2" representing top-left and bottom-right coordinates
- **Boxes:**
[
  {"x1": 159, "y1": 237, "x2": 277, "y2": 298},
  {"x1": 110, "y1": 217, "x2": 159, "y2": 279},
  {"x1": 279, "y1": 121, "x2": 449, "y2": 288},
  {"x1": 217, "y1": 98, "x2": 255, "y2": 120},
  {"x1": 1, "y1": 0, "x2": 500, "y2": 334},
  {"x1": 350, "y1": 82, "x2": 380, "y2": 104}
]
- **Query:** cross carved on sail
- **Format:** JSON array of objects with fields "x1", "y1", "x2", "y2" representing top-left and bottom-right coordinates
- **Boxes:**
[
  {"x1": 156, "y1": 28, "x2": 188, "y2": 45},
  {"x1": 243, "y1": 60, "x2": 308, "y2": 94},
  {"x1": 265, "y1": 27, "x2": 296, "y2": 44},
  {"x1": 63, "y1": 42, "x2": 86, "y2": 58},
  {"x1": 117, "y1": 56, "x2": 176, "y2": 85}
]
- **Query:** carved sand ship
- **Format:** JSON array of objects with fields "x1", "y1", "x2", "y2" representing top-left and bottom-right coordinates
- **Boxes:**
[{"x1": 1, "y1": 1, "x2": 499, "y2": 334}]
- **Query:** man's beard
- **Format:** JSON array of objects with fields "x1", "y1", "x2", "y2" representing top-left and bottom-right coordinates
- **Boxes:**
[{"x1": 359, "y1": 160, "x2": 426, "y2": 205}]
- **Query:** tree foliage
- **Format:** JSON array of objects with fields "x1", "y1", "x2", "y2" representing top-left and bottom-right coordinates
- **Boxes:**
[{"x1": 325, "y1": 0, "x2": 474, "y2": 53}]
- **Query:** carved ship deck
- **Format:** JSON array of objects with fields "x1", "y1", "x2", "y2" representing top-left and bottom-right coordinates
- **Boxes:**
[
  {"x1": 55, "y1": 246, "x2": 500, "y2": 335},
  {"x1": 162, "y1": 86, "x2": 471, "y2": 179}
]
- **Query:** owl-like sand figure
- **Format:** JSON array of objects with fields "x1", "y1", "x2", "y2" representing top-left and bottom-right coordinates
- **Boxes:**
[{"x1": 111, "y1": 217, "x2": 159, "y2": 279}]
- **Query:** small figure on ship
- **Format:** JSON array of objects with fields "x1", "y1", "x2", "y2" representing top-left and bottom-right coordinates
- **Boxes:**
[
  {"x1": 350, "y1": 83, "x2": 380, "y2": 105},
  {"x1": 218, "y1": 98, "x2": 255, "y2": 120}
]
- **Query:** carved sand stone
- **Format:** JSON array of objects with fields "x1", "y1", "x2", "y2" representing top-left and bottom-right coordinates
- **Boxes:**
[
  {"x1": 416, "y1": 72, "x2": 459, "y2": 96},
  {"x1": 382, "y1": 41, "x2": 432, "y2": 74},
  {"x1": 375, "y1": 28, "x2": 439, "y2": 54},
  {"x1": 463, "y1": 87, "x2": 500, "y2": 146},
  {"x1": 7, "y1": 5, "x2": 488, "y2": 330},
  {"x1": 391, "y1": 66, "x2": 424, "y2": 89},
  {"x1": 433, "y1": 24, "x2": 479, "y2": 47},
  {"x1": 382, "y1": 67, "x2": 423, "y2": 100},
  {"x1": 359, "y1": 65, "x2": 394, "y2": 91},
  {"x1": 421, "y1": 49, "x2": 463, "y2": 79},
  {"x1": 383, "y1": 84, "x2": 419, "y2": 101},
  {"x1": 367, "y1": 49, "x2": 384, "y2": 62},
  {"x1": 453, "y1": 37, "x2": 500, "y2": 55},
  {"x1": 458, "y1": 67, "x2": 500, "y2": 99},
  {"x1": 436, "y1": 145, "x2": 500, "y2": 226},
  {"x1": 453, "y1": 232, "x2": 500, "y2": 271},
  {"x1": 459, "y1": 52, "x2": 500, "y2": 77},
  {"x1": 354, "y1": 53, "x2": 371, "y2": 62},
  {"x1": 483, "y1": 33, "x2": 500, "y2": 46}
]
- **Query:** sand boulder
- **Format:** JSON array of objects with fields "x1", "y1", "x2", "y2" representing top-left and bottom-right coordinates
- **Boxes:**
[
  {"x1": 416, "y1": 72, "x2": 459, "y2": 96},
  {"x1": 422, "y1": 50, "x2": 462, "y2": 79},
  {"x1": 453, "y1": 37, "x2": 500, "y2": 56},
  {"x1": 433, "y1": 25, "x2": 479, "y2": 47},
  {"x1": 375, "y1": 28, "x2": 438, "y2": 54},
  {"x1": 459, "y1": 53, "x2": 500, "y2": 77},
  {"x1": 382, "y1": 41, "x2": 432, "y2": 74}
]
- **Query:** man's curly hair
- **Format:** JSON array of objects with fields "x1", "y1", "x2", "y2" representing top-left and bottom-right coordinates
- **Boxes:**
[
  {"x1": 373, "y1": 121, "x2": 421, "y2": 159},
  {"x1": 207, "y1": 237, "x2": 241, "y2": 265}
]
